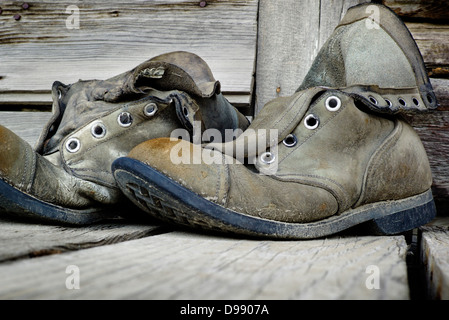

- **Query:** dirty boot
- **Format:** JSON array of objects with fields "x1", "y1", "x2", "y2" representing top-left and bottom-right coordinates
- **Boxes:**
[
  {"x1": 112, "y1": 86, "x2": 436, "y2": 238},
  {"x1": 111, "y1": 4, "x2": 437, "y2": 238},
  {"x1": 298, "y1": 3, "x2": 438, "y2": 114},
  {"x1": 0, "y1": 51, "x2": 249, "y2": 224}
]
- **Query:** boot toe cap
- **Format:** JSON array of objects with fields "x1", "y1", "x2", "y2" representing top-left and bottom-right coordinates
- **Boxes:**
[{"x1": 128, "y1": 137, "x2": 230, "y2": 204}]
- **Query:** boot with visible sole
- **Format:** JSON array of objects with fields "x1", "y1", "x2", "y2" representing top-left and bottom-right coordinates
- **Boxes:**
[
  {"x1": 112, "y1": 87, "x2": 436, "y2": 238},
  {"x1": 111, "y1": 4, "x2": 437, "y2": 238},
  {"x1": 0, "y1": 51, "x2": 249, "y2": 224}
]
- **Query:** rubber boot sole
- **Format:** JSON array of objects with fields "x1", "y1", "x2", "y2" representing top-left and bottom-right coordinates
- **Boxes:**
[
  {"x1": 112, "y1": 158, "x2": 437, "y2": 239},
  {"x1": 0, "y1": 177, "x2": 110, "y2": 225}
]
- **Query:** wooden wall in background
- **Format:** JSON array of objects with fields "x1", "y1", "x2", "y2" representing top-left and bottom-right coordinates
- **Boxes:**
[{"x1": 0, "y1": 0, "x2": 258, "y2": 110}]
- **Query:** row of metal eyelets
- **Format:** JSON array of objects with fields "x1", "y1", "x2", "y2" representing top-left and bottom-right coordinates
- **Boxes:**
[
  {"x1": 368, "y1": 95, "x2": 420, "y2": 109},
  {"x1": 260, "y1": 95, "x2": 342, "y2": 164},
  {"x1": 65, "y1": 102, "x2": 158, "y2": 153},
  {"x1": 281, "y1": 95, "x2": 341, "y2": 150}
]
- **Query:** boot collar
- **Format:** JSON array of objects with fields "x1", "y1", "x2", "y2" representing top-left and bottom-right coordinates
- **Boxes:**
[{"x1": 35, "y1": 51, "x2": 221, "y2": 155}]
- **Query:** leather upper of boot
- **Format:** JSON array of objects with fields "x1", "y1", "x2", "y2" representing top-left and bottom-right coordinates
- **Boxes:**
[{"x1": 127, "y1": 87, "x2": 433, "y2": 223}]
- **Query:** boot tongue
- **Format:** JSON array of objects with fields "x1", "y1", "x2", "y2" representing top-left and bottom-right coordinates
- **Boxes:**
[{"x1": 204, "y1": 87, "x2": 326, "y2": 159}]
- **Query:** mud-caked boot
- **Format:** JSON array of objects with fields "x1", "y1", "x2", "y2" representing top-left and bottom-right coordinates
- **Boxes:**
[
  {"x1": 0, "y1": 51, "x2": 249, "y2": 225},
  {"x1": 112, "y1": 86, "x2": 436, "y2": 238},
  {"x1": 298, "y1": 3, "x2": 438, "y2": 114}
]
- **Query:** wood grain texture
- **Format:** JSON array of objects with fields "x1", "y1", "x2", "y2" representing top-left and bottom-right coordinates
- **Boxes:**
[
  {"x1": 383, "y1": 0, "x2": 449, "y2": 20},
  {"x1": 0, "y1": 231, "x2": 410, "y2": 300},
  {"x1": 420, "y1": 217, "x2": 449, "y2": 299},
  {"x1": 0, "y1": 111, "x2": 51, "y2": 146},
  {"x1": 0, "y1": 0, "x2": 258, "y2": 105},
  {"x1": 0, "y1": 216, "x2": 164, "y2": 262},
  {"x1": 406, "y1": 22, "x2": 449, "y2": 71}
]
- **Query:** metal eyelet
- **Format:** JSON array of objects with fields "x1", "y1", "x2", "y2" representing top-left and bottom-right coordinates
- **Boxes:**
[
  {"x1": 304, "y1": 114, "x2": 319, "y2": 130},
  {"x1": 260, "y1": 152, "x2": 276, "y2": 164},
  {"x1": 65, "y1": 138, "x2": 81, "y2": 153},
  {"x1": 368, "y1": 96, "x2": 378, "y2": 105},
  {"x1": 143, "y1": 103, "x2": 158, "y2": 117},
  {"x1": 412, "y1": 97, "x2": 420, "y2": 106},
  {"x1": 117, "y1": 112, "x2": 133, "y2": 127},
  {"x1": 385, "y1": 99, "x2": 392, "y2": 108},
  {"x1": 283, "y1": 134, "x2": 297, "y2": 147},
  {"x1": 398, "y1": 98, "x2": 407, "y2": 107},
  {"x1": 91, "y1": 121, "x2": 107, "y2": 139},
  {"x1": 182, "y1": 107, "x2": 189, "y2": 117},
  {"x1": 325, "y1": 96, "x2": 341, "y2": 112}
]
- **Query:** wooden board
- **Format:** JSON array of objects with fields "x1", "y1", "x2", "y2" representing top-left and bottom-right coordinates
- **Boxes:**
[
  {"x1": 0, "y1": 111, "x2": 51, "y2": 146},
  {"x1": 406, "y1": 22, "x2": 449, "y2": 77},
  {"x1": 420, "y1": 217, "x2": 449, "y2": 299},
  {"x1": 0, "y1": 0, "x2": 258, "y2": 107},
  {"x1": 0, "y1": 231, "x2": 410, "y2": 300},
  {"x1": 0, "y1": 216, "x2": 164, "y2": 263},
  {"x1": 383, "y1": 0, "x2": 449, "y2": 20}
]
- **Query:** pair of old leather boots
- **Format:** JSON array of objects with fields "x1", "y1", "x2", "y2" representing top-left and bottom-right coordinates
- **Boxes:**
[{"x1": 0, "y1": 4, "x2": 438, "y2": 238}]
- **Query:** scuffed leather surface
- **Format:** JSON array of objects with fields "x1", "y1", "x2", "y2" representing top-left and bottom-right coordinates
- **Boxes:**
[{"x1": 128, "y1": 87, "x2": 433, "y2": 223}]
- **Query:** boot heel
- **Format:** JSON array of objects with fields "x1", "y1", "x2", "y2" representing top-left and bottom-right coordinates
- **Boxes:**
[{"x1": 369, "y1": 192, "x2": 436, "y2": 235}]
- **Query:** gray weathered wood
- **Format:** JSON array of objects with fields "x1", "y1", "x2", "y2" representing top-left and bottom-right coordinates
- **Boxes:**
[
  {"x1": 0, "y1": 0, "x2": 258, "y2": 106},
  {"x1": 420, "y1": 217, "x2": 449, "y2": 299},
  {"x1": 0, "y1": 232, "x2": 410, "y2": 300},
  {"x1": 406, "y1": 22, "x2": 449, "y2": 72},
  {"x1": 254, "y1": 0, "x2": 366, "y2": 113},
  {"x1": 0, "y1": 216, "x2": 164, "y2": 263},
  {"x1": 0, "y1": 111, "x2": 51, "y2": 146}
]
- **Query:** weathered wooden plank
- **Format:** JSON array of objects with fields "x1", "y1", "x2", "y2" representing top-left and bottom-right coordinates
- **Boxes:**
[
  {"x1": 383, "y1": 0, "x2": 449, "y2": 20},
  {"x1": 420, "y1": 217, "x2": 449, "y2": 299},
  {"x1": 255, "y1": 0, "x2": 368, "y2": 113},
  {"x1": 0, "y1": 216, "x2": 164, "y2": 263},
  {"x1": 0, "y1": 0, "x2": 258, "y2": 105},
  {"x1": 0, "y1": 231, "x2": 410, "y2": 299},
  {"x1": 406, "y1": 22, "x2": 449, "y2": 73},
  {"x1": 0, "y1": 111, "x2": 51, "y2": 146}
]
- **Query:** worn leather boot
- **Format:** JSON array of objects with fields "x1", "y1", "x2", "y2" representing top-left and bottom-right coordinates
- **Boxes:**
[
  {"x1": 111, "y1": 4, "x2": 437, "y2": 238},
  {"x1": 0, "y1": 51, "x2": 249, "y2": 224},
  {"x1": 298, "y1": 3, "x2": 438, "y2": 114},
  {"x1": 112, "y1": 87, "x2": 436, "y2": 238}
]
